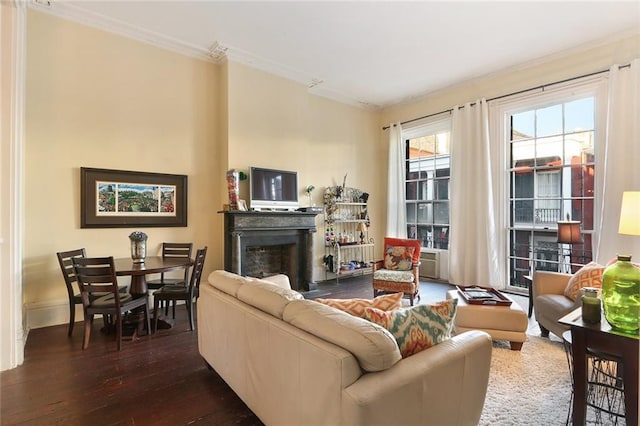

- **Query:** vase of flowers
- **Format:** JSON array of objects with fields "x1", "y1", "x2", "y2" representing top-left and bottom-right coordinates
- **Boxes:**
[
  {"x1": 305, "y1": 185, "x2": 315, "y2": 207},
  {"x1": 129, "y1": 231, "x2": 148, "y2": 263}
]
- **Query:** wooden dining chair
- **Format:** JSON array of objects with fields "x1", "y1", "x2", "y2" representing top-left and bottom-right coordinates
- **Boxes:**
[
  {"x1": 153, "y1": 246, "x2": 207, "y2": 332},
  {"x1": 146, "y1": 242, "x2": 193, "y2": 290},
  {"x1": 73, "y1": 256, "x2": 151, "y2": 351},
  {"x1": 56, "y1": 248, "x2": 87, "y2": 337},
  {"x1": 56, "y1": 248, "x2": 128, "y2": 337}
]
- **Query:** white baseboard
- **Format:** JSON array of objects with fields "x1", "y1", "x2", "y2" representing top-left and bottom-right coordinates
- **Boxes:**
[
  {"x1": 24, "y1": 298, "x2": 78, "y2": 330},
  {"x1": 24, "y1": 294, "x2": 186, "y2": 330}
]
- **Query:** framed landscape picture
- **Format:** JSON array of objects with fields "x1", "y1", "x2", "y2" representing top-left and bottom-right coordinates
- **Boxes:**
[{"x1": 80, "y1": 167, "x2": 188, "y2": 228}]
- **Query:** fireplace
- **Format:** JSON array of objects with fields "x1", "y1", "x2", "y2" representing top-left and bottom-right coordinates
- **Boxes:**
[{"x1": 222, "y1": 211, "x2": 319, "y2": 291}]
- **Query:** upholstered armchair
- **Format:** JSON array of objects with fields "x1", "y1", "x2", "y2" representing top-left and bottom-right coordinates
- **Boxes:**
[
  {"x1": 533, "y1": 262, "x2": 605, "y2": 339},
  {"x1": 372, "y1": 237, "x2": 421, "y2": 305}
]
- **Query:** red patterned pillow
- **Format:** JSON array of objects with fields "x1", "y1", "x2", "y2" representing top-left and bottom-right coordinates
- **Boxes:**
[
  {"x1": 563, "y1": 261, "x2": 605, "y2": 301},
  {"x1": 315, "y1": 292, "x2": 404, "y2": 318},
  {"x1": 383, "y1": 245, "x2": 416, "y2": 271}
]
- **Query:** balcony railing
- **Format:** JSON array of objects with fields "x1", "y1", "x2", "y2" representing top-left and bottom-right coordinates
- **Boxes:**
[{"x1": 514, "y1": 207, "x2": 561, "y2": 225}]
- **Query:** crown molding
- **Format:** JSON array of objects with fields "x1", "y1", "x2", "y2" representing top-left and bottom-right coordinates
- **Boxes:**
[
  {"x1": 27, "y1": 0, "x2": 216, "y2": 63},
  {"x1": 27, "y1": 0, "x2": 377, "y2": 110},
  {"x1": 222, "y1": 43, "x2": 378, "y2": 109}
]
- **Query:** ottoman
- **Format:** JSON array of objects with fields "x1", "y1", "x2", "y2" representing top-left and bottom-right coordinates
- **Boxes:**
[{"x1": 446, "y1": 289, "x2": 528, "y2": 350}]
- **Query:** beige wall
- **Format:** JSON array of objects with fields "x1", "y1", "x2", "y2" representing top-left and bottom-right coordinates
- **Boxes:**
[
  {"x1": 23, "y1": 11, "x2": 383, "y2": 328},
  {"x1": 24, "y1": 10, "x2": 222, "y2": 327},
  {"x1": 226, "y1": 62, "x2": 383, "y2": 282}
]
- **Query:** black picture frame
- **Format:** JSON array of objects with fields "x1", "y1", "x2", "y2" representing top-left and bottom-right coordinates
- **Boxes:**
[{"x1": 80, "y1": 167, "x2": 188, "y2": 228}]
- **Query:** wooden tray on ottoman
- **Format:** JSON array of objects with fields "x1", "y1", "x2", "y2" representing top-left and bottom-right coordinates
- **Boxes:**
[{"x1": 456, "y1": 285, "x2": 512, "y2": 307}]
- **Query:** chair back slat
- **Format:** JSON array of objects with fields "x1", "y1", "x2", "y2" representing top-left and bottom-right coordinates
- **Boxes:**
[
  {"x1": 72, "y1": 257, "x2": 121, "y2": 307},
  {"x1": 162, "y1": 243, "x2": 193, "y2": 258},
  {"x1": 161, "y1": 242, "x2": 193, "y2": 280},
  {"x1": 188, "y1": 247, "x2": 208, "y2": 294},
  {"x1": 56, "y1": 248, "x2": 87, "y2": 296}
]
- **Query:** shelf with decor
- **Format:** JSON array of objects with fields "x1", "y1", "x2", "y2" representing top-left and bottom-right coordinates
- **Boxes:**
[{"x1": 323, "y1": 186, "x2": 374, "y2": 282}]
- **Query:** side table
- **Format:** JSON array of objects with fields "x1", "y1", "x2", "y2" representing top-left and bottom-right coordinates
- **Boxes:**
[{"x1": 559, "y1": 308, "x2": 639, "y2": 426}]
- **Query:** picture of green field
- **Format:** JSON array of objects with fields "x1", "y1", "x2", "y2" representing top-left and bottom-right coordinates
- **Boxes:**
[{"x1": 117, "y1": 184, "x2": 159, "y2": 212}]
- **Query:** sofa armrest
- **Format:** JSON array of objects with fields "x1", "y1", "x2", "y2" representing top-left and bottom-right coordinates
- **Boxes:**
[
  {"x1": 341, "y1": 330, "x2": 492, "y2": 426},
  {"x1": 533, "y1": 271, "x2": 571, "y2": 299}
]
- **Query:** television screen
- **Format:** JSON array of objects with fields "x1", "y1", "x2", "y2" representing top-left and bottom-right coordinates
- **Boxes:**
[{"x1": 250, "y1": 167, "x2": 299, "y2": 210}]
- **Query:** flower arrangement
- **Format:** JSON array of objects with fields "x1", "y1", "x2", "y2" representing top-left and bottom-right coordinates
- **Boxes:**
[
  {"x1": 129, "y1": 231, "x2": 148, "y2": 241},
  {"x1": 305, "y1": 185, "x2": 315, "y2": 207},
  {"x1": 305, "y1": 184, "x2": 315, "y2": 195}
]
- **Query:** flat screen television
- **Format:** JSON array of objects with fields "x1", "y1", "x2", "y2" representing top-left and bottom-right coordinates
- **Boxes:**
[{"x1": 249, "y1": 167, "x2": 299, "y2": 211}]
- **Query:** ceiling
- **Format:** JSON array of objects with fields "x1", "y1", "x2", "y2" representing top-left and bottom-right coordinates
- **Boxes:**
[{"x1": 37, "y1": 1, "x2": 640, "y2": 109}]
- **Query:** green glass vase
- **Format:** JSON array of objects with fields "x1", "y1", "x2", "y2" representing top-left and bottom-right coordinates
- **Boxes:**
[{"x1": 602, "y1": 254, "x2": 640, "y2": 334}]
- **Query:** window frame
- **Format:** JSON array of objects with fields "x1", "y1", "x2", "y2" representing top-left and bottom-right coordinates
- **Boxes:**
[
  {"x1": 403, "y1": 116, "x2": 452, "y2": 250},
  {"x1": 492, "y1": 77, "x2": 603, "y2": 292}
]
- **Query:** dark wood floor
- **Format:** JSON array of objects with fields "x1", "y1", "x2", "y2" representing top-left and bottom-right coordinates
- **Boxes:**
[{"x1": 0, "y1": 276, "x2": 458, "y2": 425}]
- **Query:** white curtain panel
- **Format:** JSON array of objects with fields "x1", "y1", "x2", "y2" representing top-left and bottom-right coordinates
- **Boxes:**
[
  {"x1": 386, "y1": 123, "x2": 407, "y2": 238},
  {"x1": 449, "y1": 100, "x2": 502, "y2": 287},
  {"x1": 595, "y1": 59, "x2": 640, "y2": 263}
]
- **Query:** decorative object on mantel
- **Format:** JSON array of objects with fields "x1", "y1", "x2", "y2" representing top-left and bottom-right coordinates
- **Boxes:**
[
  {"x1": 129, "y1": 231, "x2": 148, "y2": 263},
  {"x1": 226, "y1": 169, "x2": 240, "y2": 210},
  {"x1": 601, "y1": 192, "x2": 640, "y2": 334},
  {"x1": 305, "y1": 185, "x2": 315, "y2": 207}
]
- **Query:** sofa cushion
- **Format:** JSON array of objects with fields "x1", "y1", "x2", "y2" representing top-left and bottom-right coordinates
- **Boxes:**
[
  {"x1": 563, "y1": 262, "x2": 605, "y2": 301},
  {"x1": 364, "y1": 299, "x2": 457, "y2": 358},
  {"x1": 207, "y1": 270, "x2": 250, "y2": 297},
  {"x1": 372, "y1": 269, "x2": 415, "y2": 283},
  {"x1": 283, "y1": 300, "x2": 402, "y2": 372},
  {"x1": 246, "y1": 274, "x2": 292, "y2": 290},
  {"x1": 314, "y1": 292, "x2": 403, "y2": 318},
  {"x1": 535, "y1": 294, "x2": 576, "y2": 319},
  {"x1": 237, "y1": 281, "x2": 303, "y2": 319}
]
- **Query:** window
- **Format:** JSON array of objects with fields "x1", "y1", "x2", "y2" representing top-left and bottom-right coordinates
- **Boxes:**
[
  {"x1": 405, "y1": 120, "x2": 451, "y2": 249},
  {"x1": 507, "y1": 96, "x2": 595, "y2": 291}
]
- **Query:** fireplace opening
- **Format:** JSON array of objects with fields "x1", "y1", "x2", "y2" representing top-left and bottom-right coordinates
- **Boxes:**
[{"x1": 245, "y1": 244, "x2": 297, "y2": 282}]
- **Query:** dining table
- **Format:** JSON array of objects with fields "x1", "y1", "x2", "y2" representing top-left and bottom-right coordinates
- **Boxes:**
[
  {"x1": 114, "y1": 256, "x2": 194, "y2": 331},
  {"x1": 114, "y1": 256, "x2": 194, "y2": 297}
]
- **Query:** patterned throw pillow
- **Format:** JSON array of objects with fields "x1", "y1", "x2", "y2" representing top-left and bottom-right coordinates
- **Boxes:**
[
  {"x1": 315, "y1": 292, "x2": 403, "y2": 318},
  {"x1": 363, "y1": 299, "x2": 458, "y2": 358},
  {"x1": 563, "y1": 261, "x2": 605, "y2": 301},
  {"x1": 383, "y1": 245, "x2": 416, "y2": 271}
]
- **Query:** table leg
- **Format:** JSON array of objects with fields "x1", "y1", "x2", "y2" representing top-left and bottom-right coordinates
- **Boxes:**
[
  {"x1": 129, "y1": 275, "x2": 148, "y2": 297},
  {"x1": 126, "y1": 276, "x2": 149, "y2": 335},
  {"x1": 622, "y1": 342, "x2": 639, "y2": 426},
  {"x1": 571, "y1": 329, "x2": 587, "y2": 425},
  {"x1": 528, "y1": 284, "x2": 533, "y2": 317}
]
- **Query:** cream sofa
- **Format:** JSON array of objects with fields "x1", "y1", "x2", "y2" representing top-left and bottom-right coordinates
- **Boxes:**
[{"x1": 197, "y1": 270, "x2": 493, "y2": 426}]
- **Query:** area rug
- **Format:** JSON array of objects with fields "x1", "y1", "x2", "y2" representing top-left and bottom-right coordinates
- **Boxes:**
[{"x1": 479, "y1": 335, "x2": 573, "y2": 425}]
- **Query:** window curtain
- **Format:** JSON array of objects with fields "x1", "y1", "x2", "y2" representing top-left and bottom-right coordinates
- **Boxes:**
[
  {"x1": 449, "y1": 100, "x2": 502, "y2": 287},
  {"x1": 386, "y1": 123, "x2": 407, "y2": 238},
  {"x1": 595, "y1": 59, "x2": 640, "y2": 262}
]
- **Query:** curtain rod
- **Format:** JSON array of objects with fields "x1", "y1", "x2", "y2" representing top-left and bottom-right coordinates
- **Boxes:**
[{"x1": 381, "y1": 63, "x2": 631, "y2": 131}]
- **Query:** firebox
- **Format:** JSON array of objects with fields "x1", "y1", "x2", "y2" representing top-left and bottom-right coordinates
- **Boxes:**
[{"x1": 222, "y1": 211, "x2": 319, "y2": 291}]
